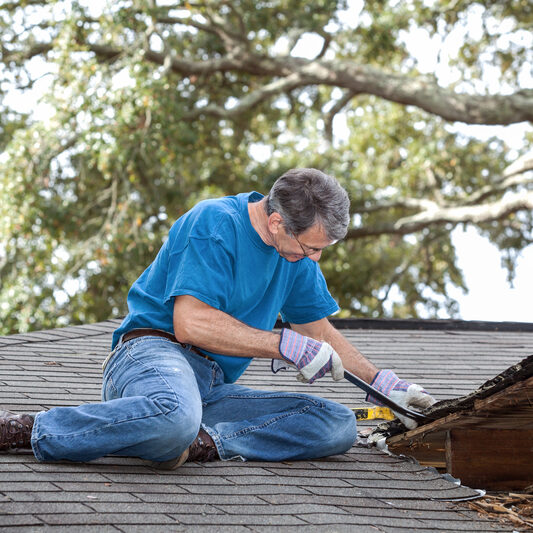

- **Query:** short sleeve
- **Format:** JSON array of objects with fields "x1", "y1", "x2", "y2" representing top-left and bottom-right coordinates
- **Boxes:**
[
  {"x1": 280, "y1": 260, "x2": 339, "y2": 324},
  {"x1": 164, "y1": 236, "x2": 234, "y2": 310}
]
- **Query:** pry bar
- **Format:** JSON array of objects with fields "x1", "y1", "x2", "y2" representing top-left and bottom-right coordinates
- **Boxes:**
[{"x1": 344, "y1": 370, "x2": 432, "y2": 425}]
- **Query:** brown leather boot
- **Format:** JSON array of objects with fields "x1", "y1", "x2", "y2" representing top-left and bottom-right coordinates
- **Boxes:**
[
  {"x1": 187, "y1": 429, "x2": 218, "y2": 463},
  {"x1": 0, "y1": 410, "x2": 34, "y2": 451},
  {"x1": 153, "y1": 428, "x2": 219, "y2": 470}
]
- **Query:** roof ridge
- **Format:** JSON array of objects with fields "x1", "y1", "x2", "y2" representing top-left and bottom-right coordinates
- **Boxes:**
[{"x1": 297, "y1": 317, "x2": 533, "y2": 332}]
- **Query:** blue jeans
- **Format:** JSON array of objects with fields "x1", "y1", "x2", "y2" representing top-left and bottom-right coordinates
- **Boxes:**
[{"x1": 31, "y1": 336, "x2": 357, "y2": 463}]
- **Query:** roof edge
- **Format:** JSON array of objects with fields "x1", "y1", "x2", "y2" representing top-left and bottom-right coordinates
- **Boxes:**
[{"x1": 277, "y1": 317, "x2": 533, "y2": 332}]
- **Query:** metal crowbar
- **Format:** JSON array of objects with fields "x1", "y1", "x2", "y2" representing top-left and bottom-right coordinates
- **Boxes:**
[{"x1": 344, "y1": 370, "x2": 432, "y2": 425}]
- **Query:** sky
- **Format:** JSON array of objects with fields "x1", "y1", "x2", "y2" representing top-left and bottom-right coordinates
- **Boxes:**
[
  {"x1": 4, "y1": 0, "x2": 532, "y2": 324},
  {"x1": 449, "y1": 228, "x2": 532, "y2": 322}
]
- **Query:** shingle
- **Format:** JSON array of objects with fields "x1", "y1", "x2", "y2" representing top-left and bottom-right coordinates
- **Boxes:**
[
  {"x1": 304, "y1": 485, "x2": 479, "y2": 500},
  {"x1": 0, "y1": 514, "x2": 44, "y2": 526},
  {"x1": 1, "y1": 481, "x2": 62, "y2": 492},
  {"x1": 0, "y1": 472, "x2": 111, "y2": 483},
  {"x1": 151, "y1": 465, "x2": 275, "y2": 477},
  {"x1": 377, "y1": 498, "x2": 474, "y2": 511},
  {"x1": 118, "y1": 526, "x2": 253, "y2": 533},
  {"x1": 2, "y1": 491, "x2": 142, "y2": 503},
  {"x1": 258, "y1": 494, "x2": 378, "y2": 507},
  {"x1": 298, "y1": 513, "x2": 429, "y2": 528},
  {"x1": 0, "y1": 461, "x2": 33, "y2": 472},
  {"x1": 262, "y1": 466, "x2": 393, "y2": 478},
  {"x1": 417, "y1": 518, "x2": 506, "y2": 531},
  {"x1": 221, "y1": 475, "x2": 354, "y2": 487},
  {"x1": 26, "y1": 527, "x2": 123, "y2": 533},
  {"x1": 133, "y1": 493, "x2": 265, "y2": 505},
  {"x1": 85, "y1": 502, "x2": 223, "y2": 515},
  {"x1": 251, "y1": 527, "x2": 383, "y2": 533},
  {"x1": 26, "y1": 463, "x2": 153, "y2": 475},
  {"x1": 101, "y1": 472, "x2": 275, "y2": 484},
  {"x1": 183, "y1": 484, "x2": 313, "y2": 495},
  {"x1": 0, "y1": 501, "x2": 92, "y2": 514},
  {"x1": 337, "y1": 504, "x2": 476, "y2": 521},
  {"x1": 215, "y1": 503, "x2": 350, "y2": 516},
  {"x1": 377, "y1": 527, "x2": 500, "y2": 533},
  {"x1": 379, "y1": 469, "x2": 442, "y2": 481},
  {"x1": 167, "y1": 513, "x2": 307, "y2": 526},
  {"x1": 53, "y1": 482, "x2": 188, "y2": 494},
  {"x1": 311, "y1": 456, "x2": 405, "y2": 467},
  {"x1": 343, "y1": 477, "x2": 462, "y2": 490},
  {"x1": 37, "y1": 513, "x2": 178, "y2": 525}
]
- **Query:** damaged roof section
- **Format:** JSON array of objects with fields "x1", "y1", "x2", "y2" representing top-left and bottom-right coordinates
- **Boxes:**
[{"x1": 383, "y1": 354, "x2": 533, "y2": 491}]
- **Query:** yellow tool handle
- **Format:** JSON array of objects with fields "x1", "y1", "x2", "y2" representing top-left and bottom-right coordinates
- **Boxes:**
[{"x1": 351, "y1": 406, "x2": 395, "y2": 421}]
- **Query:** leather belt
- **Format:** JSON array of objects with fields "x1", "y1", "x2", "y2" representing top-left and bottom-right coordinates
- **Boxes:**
[{"x1": 122, "y1": 328, "x2": 211, "y2": 361}]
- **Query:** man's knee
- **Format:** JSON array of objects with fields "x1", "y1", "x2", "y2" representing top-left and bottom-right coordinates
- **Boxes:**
[
  {"x1": 332, "y1": 404, "x2": 357, "y2": 452},
  {"x1": 318, "y1": 401, "x2": 357, "y2": 456},
  {"x1": 148, "y1": 397, "x2": 202, "y2": 460}
]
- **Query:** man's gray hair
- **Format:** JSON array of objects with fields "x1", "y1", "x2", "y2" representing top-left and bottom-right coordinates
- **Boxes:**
[{"x1": 265, "y1": 168, "x2": 350, "y2": 241}]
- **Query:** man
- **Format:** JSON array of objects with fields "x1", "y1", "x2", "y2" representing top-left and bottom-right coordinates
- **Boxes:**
[{"x1": 1, "y1": 168, "x2": 434, "y2": 467}]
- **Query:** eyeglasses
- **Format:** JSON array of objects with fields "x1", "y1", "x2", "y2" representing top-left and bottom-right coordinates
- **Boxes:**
[{"x1": 291, "y1": 233, "x2": 324, "y2": 258}]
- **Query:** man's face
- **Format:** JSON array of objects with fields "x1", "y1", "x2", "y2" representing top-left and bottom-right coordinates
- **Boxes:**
[{"x1": 274, "y1": 223, "x2": 335, "y2": 263}]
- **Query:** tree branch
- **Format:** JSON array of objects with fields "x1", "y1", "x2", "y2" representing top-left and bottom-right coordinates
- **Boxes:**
[
  {"x1": 172, "y1": 51, "x2": 533, "y2": 124},
  {"x1": 183, "y1": 72, "x2": 305, "y2": 120},
  {"x1": 461, "y1": 151, "x2": 533, "y2": 205},
  {"x1": 324, "y1": 90, "x2": 357, "y2": 143},
  {"x1": 3, "y1": 29, "x2": 533, "y2": 124},
  {"x1": 503, "y1": 150, "x2": 533, "y2": 178},
  {"x1": 0, "y1": 0, "x2": 48, "y2": 9},
  {"x1": 355, "y1": 197, "x2": 440, "y2": 214},
  {"x1": 315, "y1": 32, "x2": 331, "y2": 60},
  {"x1": 155, "y1": 14, "x2": 222, "y2": 39},
  {"x1": 463, "y1": 173, "x2": 533, "y2": 206},
  {"x1": 2, "y1": 42, "x2": 52, "y2": 63},
  {"x1": 347, "y1": 191, "x2": 533, "y2": 239},
  {"x1": 203, "y1": 10, "x2": 248, "y2": 50}
]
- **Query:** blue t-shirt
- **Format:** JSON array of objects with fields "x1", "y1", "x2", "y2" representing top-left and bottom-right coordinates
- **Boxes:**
[{"x1": 112, "y1": 192, "x2": 339, "y2": 382}]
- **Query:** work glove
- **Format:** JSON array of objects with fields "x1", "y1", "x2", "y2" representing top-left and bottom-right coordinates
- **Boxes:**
[
  {"x1": 366, "y1": 369, "x2": 436, "y2": 430},
  {"x1": 274, "y1": 328, "x2": 344, "y2": 384}
]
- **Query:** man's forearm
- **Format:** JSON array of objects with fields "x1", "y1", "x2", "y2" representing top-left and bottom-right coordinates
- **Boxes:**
[
  {"x1": 173, "y1": 295, "x2": 281, "y2": 359},
  {"x1": 322, "y1": 326, "x2": 378, "y2": 383},
  {"x1": 174, "y1": 295, "x2": 378, "y2": 382}
]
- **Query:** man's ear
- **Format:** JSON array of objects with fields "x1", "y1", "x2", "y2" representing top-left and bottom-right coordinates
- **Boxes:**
[{"x1": 267, "y1": 213, "x2": 283, "y2": 235}]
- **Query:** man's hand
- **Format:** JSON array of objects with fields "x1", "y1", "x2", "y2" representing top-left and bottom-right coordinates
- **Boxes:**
[
  {"x1": 366, "y1": 369, "x2": 436, "y2": 429},
  {"x1": 278, "y1": 328, "x2": 344, "y2": 383}
]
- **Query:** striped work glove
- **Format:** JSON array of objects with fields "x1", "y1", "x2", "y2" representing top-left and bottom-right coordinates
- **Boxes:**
[
  {"x1": 366, "y1": 369, "x2": 436, "y2": 429},
  {"x1": 277, "y1": 328, "x2": 344, "y2": 384}
]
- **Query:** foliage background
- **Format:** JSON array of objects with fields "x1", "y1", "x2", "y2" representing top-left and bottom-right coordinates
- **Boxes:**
[{"x1": 0, "y1": 0, "x2": 532, "y2": 334}]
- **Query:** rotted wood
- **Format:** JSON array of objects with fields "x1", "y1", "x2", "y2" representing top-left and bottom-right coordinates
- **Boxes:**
[
  {"x1": 445, "y1": 429, "x2": 533, "y2": 491},
  {"x1": 387, "y1": 375, "x2": 533, "y2": 445},
  {"x1": 386, "y1": 372, "x2": 533, "y2": 490},
  {"x1": 387, "y1": 430, "x2": 447, "y2": 469}
]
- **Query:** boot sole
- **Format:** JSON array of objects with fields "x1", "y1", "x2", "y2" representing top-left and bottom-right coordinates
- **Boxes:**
[{"x1": 150, "y1": 447, "x2": 189, "y2": 470}]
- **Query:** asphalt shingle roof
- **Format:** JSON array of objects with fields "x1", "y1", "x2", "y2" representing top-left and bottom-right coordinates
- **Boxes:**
[{"x1": 1, "y1": 318, "x2": 532, "y2": 532}]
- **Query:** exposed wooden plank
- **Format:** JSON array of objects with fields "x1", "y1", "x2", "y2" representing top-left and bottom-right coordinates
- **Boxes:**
[
  {"x1": 385, "y1": 362, "x2": 533, "y2": 491},
  {"x1": 445, "y1": 429, "x2": 533, "y2": 491},
  {"x1": 387, "y1": 374, "x2": 533, "y2": 447},
  {"x1": 387, "y1": 430, "x2": 447, "y2": 469}
]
